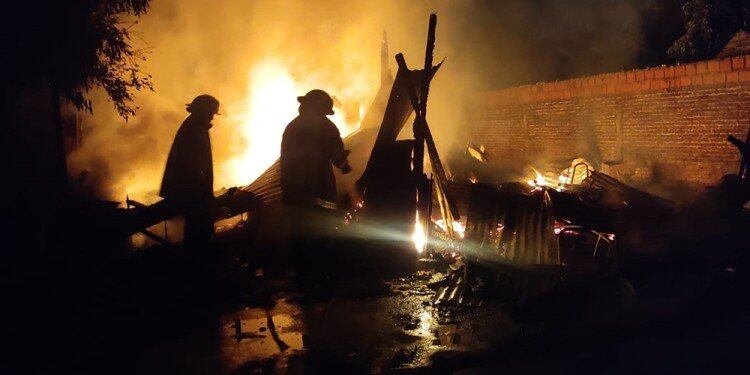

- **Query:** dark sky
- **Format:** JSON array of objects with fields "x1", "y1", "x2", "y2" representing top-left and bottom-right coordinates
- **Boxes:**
[{"x1": 443, "y1": 0, "x2": 684, "y2": 89}]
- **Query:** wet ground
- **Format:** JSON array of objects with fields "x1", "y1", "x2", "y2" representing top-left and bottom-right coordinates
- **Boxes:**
[
  {"x1": 120, "y1": 257, "x2": 522, "y2": 373},
  {"x1": 8, "y1": 224, "x2": 750, "y2": 374},
  {"x1": 115, "y1": 254, "x2": 750, "y2": 374}
]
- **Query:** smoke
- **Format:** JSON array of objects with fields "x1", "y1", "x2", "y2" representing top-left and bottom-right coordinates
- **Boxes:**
[{"x1": 67, "y1": 0, "x2": 653, "y2": 203}]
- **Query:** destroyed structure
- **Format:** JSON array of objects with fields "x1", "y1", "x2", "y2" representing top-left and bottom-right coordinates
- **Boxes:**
[
  {"x1": 19, "y1": 12, "x2": 750, "y2": 373},
  {"x1": 119, "y1": 17, "x2": 750, "y2": 287}
]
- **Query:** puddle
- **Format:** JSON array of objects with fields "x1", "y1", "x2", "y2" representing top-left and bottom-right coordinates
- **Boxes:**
[
  {"x1": 219, "y1": 301, "x2": 305, "y2": 372},
  {"x1": 215, "y1": 276, "x2": 519, "y2": 372}
]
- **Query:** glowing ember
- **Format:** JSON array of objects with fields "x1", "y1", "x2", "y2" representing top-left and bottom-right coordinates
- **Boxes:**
[
  {"x1": 412, "y1": 212, "x2": 427, "y2": 253},
  {"x1": 525, "y1": 168, "x2": 548, "y2": 187}
]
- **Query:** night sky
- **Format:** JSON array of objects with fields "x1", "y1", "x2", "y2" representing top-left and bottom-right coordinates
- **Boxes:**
[{"x1": 445, "y1": 0, "x2": 685, "y2": 89}]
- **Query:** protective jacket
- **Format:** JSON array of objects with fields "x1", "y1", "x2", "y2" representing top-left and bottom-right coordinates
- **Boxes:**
[
  {"x1": 280, "y1": 113, "x2": 347, "y2": 206},
  {"x1": 160, "y1": 115, "x2": 213, "y2": 202}
]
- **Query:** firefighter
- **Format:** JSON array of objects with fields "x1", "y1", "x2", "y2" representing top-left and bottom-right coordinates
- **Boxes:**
[
  {"x1": 160, "y1": 94, "x2": 219, "y2": 251},
  {"x1": 280, "y1": 89, "x2": 351, "y2": 208},
  {"x1": 280, "y1": 89, "x2": 351, "y2": 292}
]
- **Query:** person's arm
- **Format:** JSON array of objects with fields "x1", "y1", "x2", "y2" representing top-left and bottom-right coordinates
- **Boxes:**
[{"x1": 325, "y1": 121, "x2": 351, "y2": 173}]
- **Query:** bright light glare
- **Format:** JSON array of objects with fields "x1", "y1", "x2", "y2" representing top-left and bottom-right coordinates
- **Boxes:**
[{"x1": 412, "y1": 212, "x2": 426, "y2": 253}]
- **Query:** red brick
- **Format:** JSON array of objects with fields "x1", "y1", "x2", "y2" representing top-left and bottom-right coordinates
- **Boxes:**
[
  {"x1": 477, "y1": 62, "x2": 750, "y2": 187},
  {"x1": 707, "y1": 60, "x2": 720, "y2": 72},
  {"x1": 719, "y1": 59, "x2": 732, "y2": 72},
  {"x1": 696, "y1": 62, "x2": 708, "y2": 74},
  {"x1": 704, "y1": 73, "x2": 725, "y2": 85}
]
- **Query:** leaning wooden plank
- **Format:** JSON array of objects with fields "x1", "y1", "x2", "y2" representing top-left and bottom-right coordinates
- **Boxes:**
[
  {"x1": 394, "y1": 53, "x2": 458, "y2": 222},
  {"x1": 138, "y1": 228, "x2": 173, "y2": 247},
  {"x1": 356, "y1": 62, "x2": 441, "y2": 192}
]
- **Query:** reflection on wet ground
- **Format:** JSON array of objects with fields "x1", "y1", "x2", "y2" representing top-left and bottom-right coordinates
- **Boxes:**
[
  {"x1": 103, "y1": 245, "x2": 748, "y2": 374},
  {"x1": 220, "y1": 301, "x2": 305, "y2": 372},
  {"x1": 212, "y1": 261, "x2": 521, "y2": 372}
]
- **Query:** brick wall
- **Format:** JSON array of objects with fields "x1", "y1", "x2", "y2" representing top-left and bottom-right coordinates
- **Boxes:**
[{"x1": 473, "y1": 55, "x2": 750, "y2": 185}]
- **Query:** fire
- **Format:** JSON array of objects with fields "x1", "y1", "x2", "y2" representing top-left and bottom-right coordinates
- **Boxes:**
[
  {"x1": 412, "y1": 212, "x2": 427, "y2": 253},
  {"x1": 220, "y1": 61, "x2": 364, "y2": 186},
  {"x1": 526, "y1": 168, "x2": 549, "y2": 188},
  {"x1": 434, "y1": 219, "x2": 466, "y2": 239},
  {"x1": 525, "y1": 159, "x2": 594, "y2": 191},
  {"x1": 558, "y1": 157, "x2": 594, "y2": 185}
]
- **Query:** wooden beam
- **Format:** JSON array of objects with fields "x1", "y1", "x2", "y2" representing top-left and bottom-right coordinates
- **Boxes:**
[{"x1": 138, "y1": 228, "x2": 173, "y2": 247}]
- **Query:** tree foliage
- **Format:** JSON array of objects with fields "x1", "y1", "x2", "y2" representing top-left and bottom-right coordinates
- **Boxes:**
[
  {"x1": 669, "y1": 0, "x2": 750, "y2": 62},
  {"x1": 2, "y1": 0, "x2": 153, "y2": 119}
]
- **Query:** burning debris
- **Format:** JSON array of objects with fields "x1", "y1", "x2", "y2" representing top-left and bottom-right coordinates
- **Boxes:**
[{"x1": 13, "y1": 1, "x2": 750, "y2": 373}]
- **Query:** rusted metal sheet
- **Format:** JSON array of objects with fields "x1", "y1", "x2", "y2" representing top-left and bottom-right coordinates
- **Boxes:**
[{"x1": 464, "y1": 184, "x2": 560, "y2": 267}]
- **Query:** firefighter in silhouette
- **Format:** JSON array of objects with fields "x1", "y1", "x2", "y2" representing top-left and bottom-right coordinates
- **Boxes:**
[
  {"x1": 280, "y1": 89, "x2": 351, "y2": 208},
  {"x1": 160, "y1": 94, "x2": 219, "y2": 251},
  {"x1": 280, "y1": 89, "x2": 351, "y2": 292}
]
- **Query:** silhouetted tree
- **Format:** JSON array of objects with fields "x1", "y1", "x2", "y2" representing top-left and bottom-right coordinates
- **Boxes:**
[
  {"x1": 2, "y1": 0, "x2": 152, "y2": 193},
  {"x1": 669, "y1": 0, "x2": 750, "y2": 62},
  {"x1": 2, "y1": 0, "x2": 152, "y2": 119},
  {"x1": 1, "y1": 0, "x2": 152, "y2": 256}
]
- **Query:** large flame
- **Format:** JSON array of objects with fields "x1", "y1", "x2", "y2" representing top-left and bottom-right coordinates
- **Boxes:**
[{"x1": 217, "y1": 60, "x2": 368, "y2": 188}]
